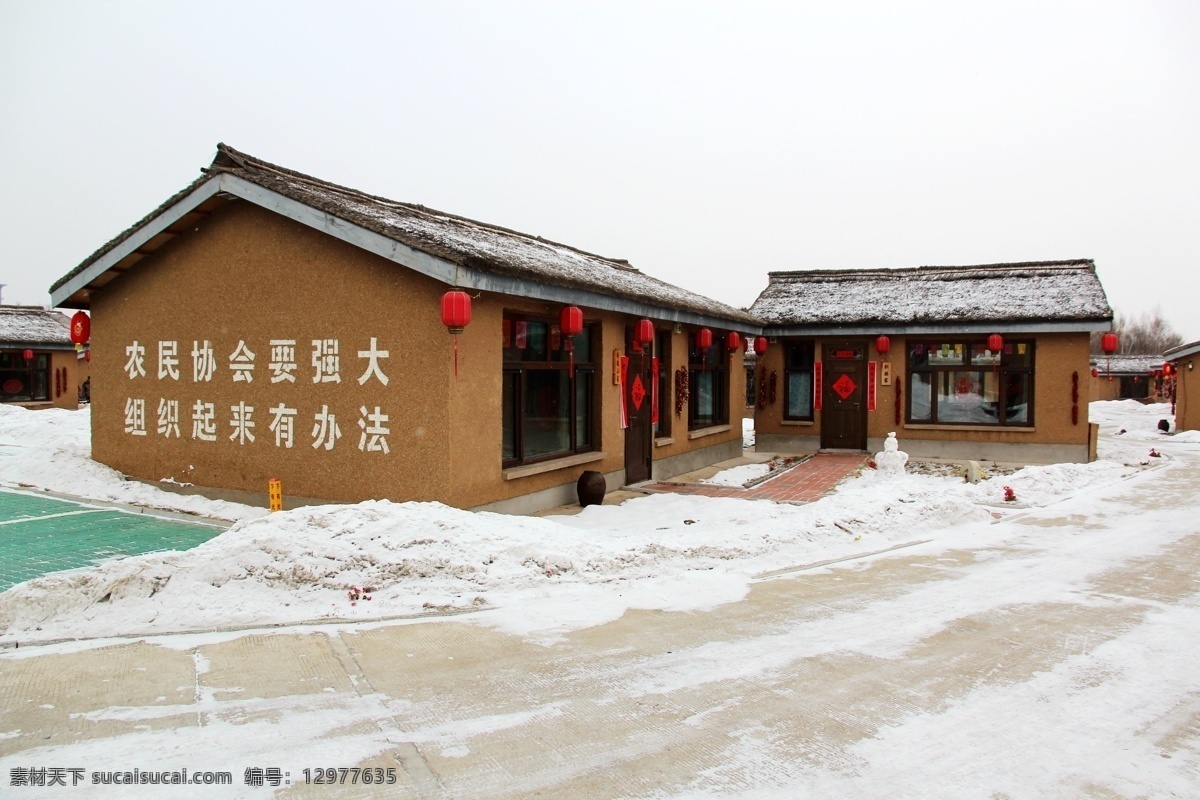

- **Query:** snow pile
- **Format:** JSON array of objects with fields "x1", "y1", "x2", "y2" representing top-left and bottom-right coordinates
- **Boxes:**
[
  {"x1": 0, "y1": 405, "x2": 265, "y2": 522},
  {"x1": 1089, "y1": 399, "x2": 1200, "y2": 448},
  {"x1": 701, "y1": 462, "x2": 770, "y2": 487},
  {"x1": 0, "y1": 400, "x2": 1164, "y2": 644},
  {"x1": 742, "y1": 417, "x2": 755, "y2": 449}
]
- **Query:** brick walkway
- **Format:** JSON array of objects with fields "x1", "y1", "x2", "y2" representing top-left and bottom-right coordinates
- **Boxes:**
[{"x1": 646, "y1": 453, "x2": 868, "y2": 504}]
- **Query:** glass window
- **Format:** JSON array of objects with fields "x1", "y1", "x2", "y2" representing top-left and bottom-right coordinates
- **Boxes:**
[
  {"x1": 502, "y1": 314, "x2": 597, "y2": 466},
  {"x1": 907, "y1": 340, "x2": 1034, "y2": 426},
  {"x1": 783, "y1": 341, "x2": 814, "y2": 420},
  {"x1": 688, "y1": 333, "x2": 727, "y2": 430},
  {"x1": 655, "y1": 330, "x2": 671, "y2": 437},
  {"x1": 0, "y1": 352, "x2": 50, "y2": 403}
]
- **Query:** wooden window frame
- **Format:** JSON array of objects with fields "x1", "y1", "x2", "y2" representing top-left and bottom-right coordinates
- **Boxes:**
[{"x1": 906, "y1": 339, "x2": 1035, "y2": 427}]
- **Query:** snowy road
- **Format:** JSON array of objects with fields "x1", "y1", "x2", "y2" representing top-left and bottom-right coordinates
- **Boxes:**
[{"x1": 3, "y1": 439, "x2": 1200, "y2": 797}]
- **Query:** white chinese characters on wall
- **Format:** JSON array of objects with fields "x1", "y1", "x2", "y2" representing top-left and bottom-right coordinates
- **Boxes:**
[{"x1": 123, "y1": 338, "x2": 392, "y2": 454}]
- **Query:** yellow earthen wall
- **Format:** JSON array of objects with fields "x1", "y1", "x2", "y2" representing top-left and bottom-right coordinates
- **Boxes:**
[
  {"x1": 90, "y1": 200, "x2": 745, "y2": 506},
  {"x1": 1174, "y1": 357, "x2": 1199, "y2": 431},
  {"x1": 754, "y1": 334, "x2": 1092, "y2": 448}
]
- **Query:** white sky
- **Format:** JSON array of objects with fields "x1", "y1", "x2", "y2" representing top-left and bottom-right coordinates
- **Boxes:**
[{"x1": 2, "y1": 1, "x2": 1197, "y2": 339}]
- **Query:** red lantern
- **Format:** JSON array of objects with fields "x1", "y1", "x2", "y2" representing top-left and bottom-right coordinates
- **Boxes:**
[
  {"x1": 725, "y1": 332, "x2": 741, "y2": 352},
  {"x1": 559, "y1": 306, "x2": 583, "y2": 338},
  {"x1": 22, "y1": 349, "x2": 33, "y2": 362},
  {"x1": 1101, "y1": 333, "x2": 1118, "y2": 355},
  {"x1": 1091, "y1": 368, "x2": 1099, "y2": 378},
  {"x1": 754, "y1": 336, "x2": 768, "y2": 357},
  {"x1": 560, "y1": 306, "x2": 584, "y2": 375},
  {"x1": 1163, "y1": 363, "x2": 1174, "y2": 377},
  {"x1": 69, "y1": 311, "x2": 90, "y2": 345},
  {"x1": 440, "y1": 290, "x2": 471, "y2": 377},
  {"x1": 634, "y1": 319, "x2": 655, "y2": 348},
  {"x1": 441, "y1": 291, "x2": 471, "y2": 333},
  {"x1": 987, "y1": 334, "x2": 1004, "y2": 354},
  {"x1": 695, "y1": 328, "x2": 712, "y2": 350},
  {"x1": 875, "y1": 335, "x2": 891, "y2": 356},
  {"x1": 742, "y1": 336, "x2": 750, "y2": 354}
]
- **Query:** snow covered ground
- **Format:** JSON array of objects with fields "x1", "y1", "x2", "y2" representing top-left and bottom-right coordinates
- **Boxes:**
[{"x1": 0, "y1": 400, "x2": 1175, "y2": 645}]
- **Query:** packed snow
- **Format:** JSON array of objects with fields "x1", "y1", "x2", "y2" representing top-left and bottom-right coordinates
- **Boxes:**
[{"x1": 0, "y1": 401, "x2": 1174, "y2": 645}]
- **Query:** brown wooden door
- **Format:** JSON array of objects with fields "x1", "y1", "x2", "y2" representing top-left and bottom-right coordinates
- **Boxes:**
[
  {"x1": 624, "y1": 330, "x2": 654, "y2": 484},
  {"x1": 821, "y1": 341, "x2": 868, "y2": 450}
]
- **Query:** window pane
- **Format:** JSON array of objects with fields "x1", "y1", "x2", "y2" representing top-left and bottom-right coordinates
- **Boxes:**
[
  {"x1": 1004, "y1": 372, "x2": 1030, "y2": 424},
  {"x1": 0, "y1": 371, "x2": 32, "y2": 402},
  {"x1": 787, "y1": 372, "x2": 811, "y2": 418},
  {"x1": 502, "y1": 371, "x2": 517, "y2": 461},
  {"x1": 1004, "y1": 342, "x2": 1032, "y2": 368},
  {"x1": 909, "y1": 343, "x2": 930, "y2": 369},
  {"x1": 928, "y1": 343, "x2": 965, "y2": 367},
  {"x1": 971, "y1": 343, "x2": 1001, "y2": 366},
  {"x1": 523, "y1": 369, "x2": 571, "y2": 458},
  {"x1": 504, "y1": 321, "x2": 548, "y2": 362},
  {"x1": 575, "y1": 371, "x2": 592, "y2": 447},
  {"x1": 936, "y1": 371, "x2": 997, "y2": 423},
  {"x1": 32, "y1": 369, "x2": 48, "y2": 401},
  {"x1": 574, "y1": 327, "x2": 592, "y2": 364},
  {"x1": 910, "y1": 372, "x2": 932, "y2": 421},
  {"x1": 693, "y1": 371, "x2": 715, "y2": 427},
  {"x1": 785, "y1": 341, "x2": 813, "y2": 369}
]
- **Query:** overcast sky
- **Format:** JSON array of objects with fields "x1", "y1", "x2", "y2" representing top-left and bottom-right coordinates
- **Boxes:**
[{"x1": 2, "y1": 1, "x2": 1197, "y2": 340}]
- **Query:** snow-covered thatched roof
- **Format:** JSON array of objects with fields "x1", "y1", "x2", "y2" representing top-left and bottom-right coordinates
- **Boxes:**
[
  {"x1": 1090, "y1": 355, "x2": 1165, "y2": 376},
  {"x1": 52, "y1": 144, "x2": 757, "y2": 327},
  {"x1": 751, "y1": 262, "x2": 1113, "y2": 332},
  {"x1": 0, "y1": 306, "x2": 73, "y2": 348}
]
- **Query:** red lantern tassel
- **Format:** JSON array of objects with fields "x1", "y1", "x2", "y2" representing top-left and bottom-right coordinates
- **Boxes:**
[{"x1": 453, "y1": 335, "x2": 459, "y2": 379}]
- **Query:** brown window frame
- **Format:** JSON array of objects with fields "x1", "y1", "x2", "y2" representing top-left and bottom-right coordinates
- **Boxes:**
[
  {"x1": 906, "y1": 339, "x2": 1035, "y2": 427},
  {"x1": 782, "y1": 340, "x2": 815, "y2": 421},
  {"x1": 502, "y1": 314, "x2": 598, "y2": 467},
  {"x1": 688, "y1": 335, "x2": 728, "y2": 430},
  {"x1": 0, "y1": 352, "x2": 50, "y2": 403}
]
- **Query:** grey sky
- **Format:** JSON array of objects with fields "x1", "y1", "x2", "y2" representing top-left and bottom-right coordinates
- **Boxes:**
[{"x1": 2, "y1": 1, "x2": 1197, "y2": 339}]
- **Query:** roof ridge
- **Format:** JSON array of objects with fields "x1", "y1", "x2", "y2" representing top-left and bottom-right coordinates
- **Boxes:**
[
  {"x1": 767, "y1": 260, "x2": 1096, "y2": 281},
  {"x1": 210, "y1": 143, "x2": 640, "y2": 272}
]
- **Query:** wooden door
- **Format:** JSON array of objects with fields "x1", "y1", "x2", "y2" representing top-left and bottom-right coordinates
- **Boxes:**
[
  {"x1": 821, "y1": 341, "x2": 868, "y2": 450},
  {"x1": 624, "y1": 330, "x2": 654, "y2": 484}
]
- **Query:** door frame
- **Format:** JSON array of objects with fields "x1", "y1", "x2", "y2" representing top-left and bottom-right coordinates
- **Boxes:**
[
  {"x1": 623, "y1": 329, "x2": 654, "y2": 483},
  {"x1": 819, "y1": 339, "x2": 869, "y2": 451}
]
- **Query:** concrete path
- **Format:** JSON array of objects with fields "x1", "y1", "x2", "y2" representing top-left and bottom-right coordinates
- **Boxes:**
[{"x1": 2, "y1": 455, "x2": 1199, "y2": 797}]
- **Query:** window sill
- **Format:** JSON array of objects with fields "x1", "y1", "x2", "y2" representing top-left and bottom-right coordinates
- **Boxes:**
[
  {"x1": 780, "y1": 420, "x2": 815, "y2": 427},
  {"x1": 654, "y1": 437, "x2": 675, "y2": 447},
  {"x1": 502, "y1": 451, "x2": 607, "y2": 481},
  {"x1": 687, "y1": 424, "x2": 732, "y2": 440},
  {"x1": 904, "y1": 424, "x2": 1035, "y2": 433}
]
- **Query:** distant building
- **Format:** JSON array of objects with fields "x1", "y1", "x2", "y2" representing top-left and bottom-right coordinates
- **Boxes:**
[
  {"x1": 1088, "y1": 354, "x2": 1167, "y2": 402},
  {"x1": 1164, "y1": 341, "x2": 1200, "y2": 432},
  {"x1": 0, "y1": 306, "x2": 89, "y2": 408},
  {"x1": 749, "y1": 262, "x2": 1112, "y2": 464}
]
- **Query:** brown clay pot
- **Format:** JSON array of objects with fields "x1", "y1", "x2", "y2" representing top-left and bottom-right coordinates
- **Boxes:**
[{"x1": 577, "y1": 470, "x2": 606, "y2": 507}]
